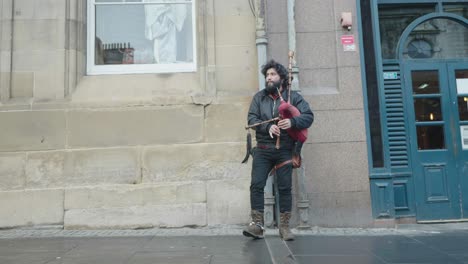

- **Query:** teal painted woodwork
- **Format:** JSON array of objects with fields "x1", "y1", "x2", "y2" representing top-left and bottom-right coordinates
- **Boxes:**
[
  {"x1": 403, "y1": 62, "x2": 468, "y2": 221},
  {"x1": 361, "y1": 0, "x2": 468, "y2": 221},
  {"x1": 370, "y1": 179, "x2": 395, "y2": 219},
  {"x1": 393, "y1": 180, "x2": 409, "y2": 210}
]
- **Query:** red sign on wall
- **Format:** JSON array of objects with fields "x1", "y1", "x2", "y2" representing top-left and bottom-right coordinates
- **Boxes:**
[
  {"x1": 341, "y1": 35, "x2": 356, "y2": 51},
  {"x1": 341, "y1": 35, "x2": 355, "y2": 45}
]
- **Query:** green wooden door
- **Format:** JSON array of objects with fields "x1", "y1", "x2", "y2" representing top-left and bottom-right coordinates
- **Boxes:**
[{"x1": 404, "y1": 62, "x2": 468, "y2": 221}]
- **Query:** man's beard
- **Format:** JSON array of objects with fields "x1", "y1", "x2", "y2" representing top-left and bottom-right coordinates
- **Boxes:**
[{"x1": 265, "y1": 80, "x2": 281, "y2": 94}]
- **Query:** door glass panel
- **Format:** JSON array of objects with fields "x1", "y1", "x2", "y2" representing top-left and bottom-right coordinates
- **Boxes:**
[
  {"x1": 403, "y1": 19, "x2": 468, "y2": 60},
  {"x1": 457, "y1": 97, "x2": 468, "y2": 121},
  {"x1": 412, "y1": 71, "x2": 440, "y2": 94},
  {"x1": 414, "y1": 98, "x2": 442, "y2": 121},
  {"x1": 456, "y1": 70, "x2": 468, "y2": 79},
  {"x1": 456, "y1": 70, "x2": 468, "y2": 121},
  {"x1": 417, "y1": 126, "x2": 445, "y2": 150}
]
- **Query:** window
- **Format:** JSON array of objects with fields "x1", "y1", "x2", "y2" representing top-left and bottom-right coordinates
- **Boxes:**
[
  {"x1": 87, "y1": 0, "x2": 196, "y2": 75},
  {"x1": 444, "y1": 3, "x2": 468, "y2": 19},
  {"x1": 403, "y1": 19, "x2": 468, "y2": 60},
  {"x1": 378, "y1": 4, "x2": 435, "y2": 59}
]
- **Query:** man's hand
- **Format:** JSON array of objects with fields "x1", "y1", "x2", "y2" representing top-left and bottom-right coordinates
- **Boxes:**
[
  {"x1": 269, "y1": 125, "x2": 280, "y2": 138},
  {"x1": 278, "y1": 119, "x2": 292, "y2": 130}
]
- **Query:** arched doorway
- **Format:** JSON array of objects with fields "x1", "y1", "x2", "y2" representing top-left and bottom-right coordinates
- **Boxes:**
[{"x1": 399, "y1": 16, "x2": 468, "y2": 221}]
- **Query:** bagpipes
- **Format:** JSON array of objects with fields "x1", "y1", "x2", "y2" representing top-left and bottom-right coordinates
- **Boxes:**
[{"x1": 241, "y1": 51, "x2": 308, "y2": 168}]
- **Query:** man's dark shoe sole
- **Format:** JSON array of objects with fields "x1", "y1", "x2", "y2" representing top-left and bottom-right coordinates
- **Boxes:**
[{"x1": 243, "y1": 230, "x2": 264, "y2": 239}]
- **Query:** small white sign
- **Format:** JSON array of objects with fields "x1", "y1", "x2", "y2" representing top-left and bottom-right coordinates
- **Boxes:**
[
  {"x1": 456, "y1": 78, "x2": 468, "y2": 94},
  {"x1": 383, "y1": 72, "x2": 398, "y2": 80},
  {"x1": 343, "y1": 44, "x2": 356, "y2": 51},
  {"x1": 461, "y1": 126, "x2": 468, "y2": 150}
]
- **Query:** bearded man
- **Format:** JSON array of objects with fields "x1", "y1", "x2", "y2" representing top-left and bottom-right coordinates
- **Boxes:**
[{"x1": 242, "y1": 60, "x2": 314, "y2": 241}]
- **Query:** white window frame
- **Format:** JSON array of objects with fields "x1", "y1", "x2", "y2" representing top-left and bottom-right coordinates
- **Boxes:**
[{"x1": 86, "y1": 0, "x2": 197, "y2": 75}]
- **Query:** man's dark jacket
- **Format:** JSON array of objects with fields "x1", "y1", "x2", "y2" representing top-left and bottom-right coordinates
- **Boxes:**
[{"x1": 248, "y1": 88, "x2": 314, "y2": 148}]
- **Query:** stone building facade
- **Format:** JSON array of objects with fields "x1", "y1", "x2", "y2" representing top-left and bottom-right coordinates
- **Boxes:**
[{"x1": 0, "y1": 0, "x2": 373, "y2": 229}]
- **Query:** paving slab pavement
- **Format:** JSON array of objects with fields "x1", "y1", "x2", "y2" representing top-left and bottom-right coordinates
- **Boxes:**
[{"x1": 1, "y1": 224, "x2": 468, "y2": 264}]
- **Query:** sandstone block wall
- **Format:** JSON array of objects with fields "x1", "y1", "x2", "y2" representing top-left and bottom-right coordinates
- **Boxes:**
[
  {"x1": 0, "y1": 0, "x2": 256, "y2": 229},
  {"x1": 0, "y1": 0, "x2": 374, "y2": 228}
]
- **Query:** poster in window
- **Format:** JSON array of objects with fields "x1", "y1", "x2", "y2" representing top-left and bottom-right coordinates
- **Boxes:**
[{"x1": 456, "y1": 78, "x2": 468, "y2": 94}]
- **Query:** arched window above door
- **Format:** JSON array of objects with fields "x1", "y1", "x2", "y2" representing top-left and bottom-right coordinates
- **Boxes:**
[
  {"x1": 378, "y1": 3, "x2": 468, "y2": 60},
  {"x1": 379, "y1": 4, "x2": 435, "y2": 60},
  {"x1": 402, "y1": 19, "x2": 468, "y2": 60}
]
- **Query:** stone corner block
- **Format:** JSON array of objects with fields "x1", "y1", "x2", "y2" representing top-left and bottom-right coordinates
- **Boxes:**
[
  {"x1": 0, "y1": 153, "x2": 26, "y2": 191},
  {"x1": 0, "y1": 189, "x2": 64, "y2": 228},
  {"x1": 64, "y1": 203, "x2": 207, "y2": 229},
  {"x1": 68, "y1": 105, "x2": 204, "y2": 147},
  {"x1": 143, "y1": 143, "x2": 250, "y2": 183},
  {"x1": 64, "y1": 182, "x2": 206, "y2": 210},
  {"x1": 207, "y1": 179, "x2": 251, "y2": 225},
  {"x1": 205, "y1": 103, "x2": 250, "y2": 142},
  {"x1": 0, "y1": 111, "x2": 66, "y2": 151}
]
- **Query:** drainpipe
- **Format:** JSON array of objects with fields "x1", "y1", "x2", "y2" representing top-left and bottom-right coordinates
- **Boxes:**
[
  {"x1": 252, "y1": 0, "x2": 275, "y2": 228},
  {"x1": 287, "y1": 0, "x2": 310, "y2": 229},
  {"x1": 254, "y1": 0, "x2": 267, "y2": 90},
  {"x1": 287, "y1": 0, "x2": 300, "y2": 91}
]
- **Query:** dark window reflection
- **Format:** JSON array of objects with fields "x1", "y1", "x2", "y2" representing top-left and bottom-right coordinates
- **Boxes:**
[
  {"x1": 412, "y1": 71, "x2": 440, "y2": 94},
  {"x1": 362, "y1": 0, "x2": 384, "y2": 168},
  {"x1": 414, "y1": 98, "x2": 442, "y2": 121},
  {"x1": 458, "y1": 97, "x2": 468, "y2": 121},
  {"x1": 444, "y1": 4, "x2": 468, "y2": 19},
  {"x1": 378, "y1": 4, "x2": 435, "y2": 59},
  {"x1": 417, "y1": 126, "x2": 445, "y2": 150},
  {"x1": 456, "y1": 70, "x2": 468, "y2": 79},
  {"x1": 456, "y1": 71, "x2": 468, "y2": 121},
  {"x1": 403, "y1": 19, "x2": 468, "y2": 60}
]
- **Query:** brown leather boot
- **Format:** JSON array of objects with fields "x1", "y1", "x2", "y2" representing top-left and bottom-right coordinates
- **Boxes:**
[
  {"x1": 242, "y1": 210, "x2": 264, "y2": 239},
  {"x1": 279, "y1": 212, "x2": 295, "y2": 241}
]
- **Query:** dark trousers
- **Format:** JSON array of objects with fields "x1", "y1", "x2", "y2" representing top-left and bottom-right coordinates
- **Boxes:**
[{"x1": 250, "y1": 147, "x2": 293, "y2": 213}]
